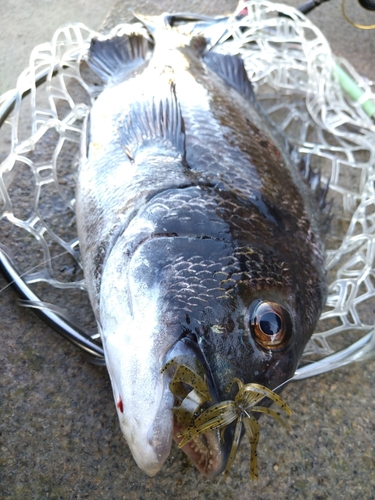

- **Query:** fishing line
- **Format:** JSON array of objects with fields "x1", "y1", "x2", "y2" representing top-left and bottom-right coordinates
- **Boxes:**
[{"x1": 0, "y1": 247, "x2": 77, "y2": 294}]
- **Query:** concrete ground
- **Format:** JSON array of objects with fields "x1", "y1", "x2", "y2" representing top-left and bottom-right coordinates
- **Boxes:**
[
  {"x1": 1, "y1": 1, "x2": 375, "y2": 499},
  {"x1": 0, "y1": 0, "x2": 115, "y2": 96}
]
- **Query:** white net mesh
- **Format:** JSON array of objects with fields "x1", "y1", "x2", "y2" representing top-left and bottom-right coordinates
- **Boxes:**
[{"x1": 1, "y1": 1, "x2": 374, "y2": 368}]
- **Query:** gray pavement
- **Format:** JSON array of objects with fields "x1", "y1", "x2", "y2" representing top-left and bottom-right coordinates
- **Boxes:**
[
  {"x1": 0, "y1": 0, "x2": 115, "y2": 95},
  {"x1": 1, "y1": 1, "x2": 375, "y2": 499}
]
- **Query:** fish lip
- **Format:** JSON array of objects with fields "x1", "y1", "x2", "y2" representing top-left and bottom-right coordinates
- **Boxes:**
[{"x1": 163, "y1": 336, "x2": 231, "y2": 477}]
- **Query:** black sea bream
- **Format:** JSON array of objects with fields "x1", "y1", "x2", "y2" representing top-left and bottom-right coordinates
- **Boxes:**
[{"x1": 76, "y1": 15, "x2": 329, "y2": 478}]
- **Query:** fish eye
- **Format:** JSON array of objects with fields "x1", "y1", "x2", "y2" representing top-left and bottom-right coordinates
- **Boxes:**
[{"x1": 249, "y1": 301, "x2": 291, "y2": 350}]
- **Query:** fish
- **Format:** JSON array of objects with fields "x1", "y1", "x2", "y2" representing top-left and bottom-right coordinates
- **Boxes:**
[{"x1": 76, "y1": 13, "x2": 329, "y2": 478}]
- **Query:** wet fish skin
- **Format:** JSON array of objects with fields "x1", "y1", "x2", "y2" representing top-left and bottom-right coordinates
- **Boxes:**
[{"x1": 76, "y1": 18, "x2": 327, "y2": 478}]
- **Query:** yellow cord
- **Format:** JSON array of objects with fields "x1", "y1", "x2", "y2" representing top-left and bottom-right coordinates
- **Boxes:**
[{"x1": 342, "y1": 0, "x2": 375, "y2": 29}]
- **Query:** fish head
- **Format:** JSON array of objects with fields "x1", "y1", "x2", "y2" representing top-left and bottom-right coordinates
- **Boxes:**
[
  {"x1": 99, "y1": 227, "x2": 325, "y2": 477},
  {"x1": 100, "y1": 234, "x2": 233, "y2": 478}
]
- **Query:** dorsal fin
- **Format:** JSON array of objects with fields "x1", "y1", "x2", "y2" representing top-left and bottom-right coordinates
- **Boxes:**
[
  {"x1": 87, "y1": 32, "x2": 149, "y2": 84},
  {"x1": 118, "y1": 82, "x2": 186, "y2": 162},
  {"x1": 203, "y1": 52, "x2": 255, "y2": 101},
  {"x1": 298, "y1": 154, "x2": 333, "y2": 233}
]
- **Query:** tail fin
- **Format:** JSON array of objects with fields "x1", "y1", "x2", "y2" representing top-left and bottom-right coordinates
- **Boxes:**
[{"x1": 87, "y1": 29, "x2": 149, "y2": 84}]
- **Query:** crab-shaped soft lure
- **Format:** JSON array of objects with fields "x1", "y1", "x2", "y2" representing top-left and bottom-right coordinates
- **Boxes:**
[
  {"x1": 179, "y1": 378, "x2": 292, "y2": 479},
  {"x1": 162, "y1": 358, "x2": 292, "y2": 480},
  {"x1": 161, "y1": 356, "x2": 213, "y2": 427}
]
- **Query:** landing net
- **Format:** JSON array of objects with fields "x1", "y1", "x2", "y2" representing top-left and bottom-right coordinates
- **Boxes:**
[{"x1": 1, "y1": 0, "x2": 374, "y2": 373}]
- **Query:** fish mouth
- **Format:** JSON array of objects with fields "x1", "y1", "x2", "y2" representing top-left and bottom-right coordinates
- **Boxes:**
[
  {"x1": 173, "y1": 421, "x2": 225, "y2": 477},
  {"x1": 163, "y1": 336, "x2": 231, "y2": 477}
]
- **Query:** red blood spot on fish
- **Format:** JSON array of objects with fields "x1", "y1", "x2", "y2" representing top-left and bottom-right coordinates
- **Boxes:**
[{"x1": 117, "y1": 397, "x2": 124, "y2": 413}]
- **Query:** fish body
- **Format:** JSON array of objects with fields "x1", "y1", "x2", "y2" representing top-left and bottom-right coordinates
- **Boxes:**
[{"x1": 76, "y1": 16, "x2": 328, "y2": 477}]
